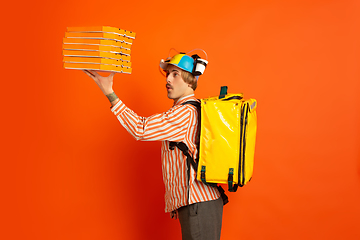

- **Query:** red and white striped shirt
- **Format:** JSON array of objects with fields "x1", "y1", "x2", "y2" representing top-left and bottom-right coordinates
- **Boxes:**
[{"x1": 111, "y1": 94, "x2": 220, "y2": 212}]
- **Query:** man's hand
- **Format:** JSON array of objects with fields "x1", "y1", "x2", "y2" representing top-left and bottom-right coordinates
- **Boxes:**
[
  {"x1": 170, "y1": 210, "x2": 178, "y2": 220},
  {"x1": 83, "y1": 70, "x2": 120, "y2": 106},
  {"x1": 83, "y1": 70, "x2": 115, "y2": 96}
]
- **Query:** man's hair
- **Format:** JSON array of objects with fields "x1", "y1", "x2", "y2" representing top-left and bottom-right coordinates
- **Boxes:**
[{"x1": 181, "y1": 70, "x2": 197, "y2": 90}]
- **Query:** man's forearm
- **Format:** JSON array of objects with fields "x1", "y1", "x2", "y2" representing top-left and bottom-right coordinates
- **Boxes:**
[{"x1": 106, "y1": 92, "x2": 120, "y2": 106}]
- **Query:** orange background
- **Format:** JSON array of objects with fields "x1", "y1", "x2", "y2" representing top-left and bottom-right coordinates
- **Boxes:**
[{"x1": 1, "y1": 0, "x2": 359, "y2": 239}]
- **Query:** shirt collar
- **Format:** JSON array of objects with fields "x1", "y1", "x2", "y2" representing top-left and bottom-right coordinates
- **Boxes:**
[{"x1": 173, "y1": 94, "x2": 196, "y2": 106}]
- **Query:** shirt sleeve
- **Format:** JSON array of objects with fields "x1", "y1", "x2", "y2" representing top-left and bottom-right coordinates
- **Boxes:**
[{"x1": 111, "y1": 99, "x2": 191, "y2": 142}]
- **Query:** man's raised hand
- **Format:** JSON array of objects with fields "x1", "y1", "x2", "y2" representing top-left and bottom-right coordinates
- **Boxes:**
[
  {"x1": 83, "y1": 70, "x2": 116, "y2": 96},
  {"x1": 83, "y1": 70, "x2": 119, "y2": 106}
]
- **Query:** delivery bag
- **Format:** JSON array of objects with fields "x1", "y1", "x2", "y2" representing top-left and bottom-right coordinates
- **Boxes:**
[{"x1": 197, "y1": 87, "x2": 257, "y2": 192}]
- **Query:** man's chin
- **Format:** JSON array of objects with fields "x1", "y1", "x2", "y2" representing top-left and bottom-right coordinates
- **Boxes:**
[{"x1": 167, "y1": 93, "x2": 175, "y2": 99}]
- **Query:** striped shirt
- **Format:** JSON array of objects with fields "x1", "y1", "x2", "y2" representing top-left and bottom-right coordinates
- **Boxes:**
[{"x1": 111, "y1": 94, "x2": 220, "y2": 212}]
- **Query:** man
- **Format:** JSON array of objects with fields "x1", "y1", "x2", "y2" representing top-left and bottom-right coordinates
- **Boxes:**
[{"x1": 83, "y1": 53, "x2": 223, "y2": 240}]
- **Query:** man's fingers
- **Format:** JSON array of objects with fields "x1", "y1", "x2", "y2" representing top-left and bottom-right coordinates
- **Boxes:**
[
  {"x1": 170, "y1": 210, "x2": 178, "y2": 219},
  {"x1": 174, "y1": 210, "x2": 178, "y2": 220},
  {"x1": 83, "y1": 70, "x2": 95, "y2": 78},
  {"x1": 83, "y1": 70, "x2": 116, "y2": 80},
  {"x1": 87, "y1": 70, "x2": 101, "y2": 78}
]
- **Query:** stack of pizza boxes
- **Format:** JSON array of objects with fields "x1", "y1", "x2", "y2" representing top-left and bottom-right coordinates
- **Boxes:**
[{"x1": 63, "y1": 26, "x2": 135, "y2": 73}]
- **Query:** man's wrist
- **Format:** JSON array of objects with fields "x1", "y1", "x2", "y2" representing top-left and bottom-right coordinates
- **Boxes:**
[{"x1": 106, "y1": 92, "x2": 119, "y2": 102}]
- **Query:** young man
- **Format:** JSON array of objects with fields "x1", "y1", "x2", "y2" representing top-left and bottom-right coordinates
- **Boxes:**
[{"x1": 83, "y1": 53, "x2": 223, "y2": 240}]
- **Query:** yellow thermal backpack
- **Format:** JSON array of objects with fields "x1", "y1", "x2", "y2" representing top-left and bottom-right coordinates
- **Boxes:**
[{"x1": 169, "y1": 86, "x2": 257, "y2": 204}]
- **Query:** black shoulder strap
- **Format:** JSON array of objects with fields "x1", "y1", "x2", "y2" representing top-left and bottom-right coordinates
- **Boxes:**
[
  {"x1": 169, "y1": 100, "x2": 229, "y2": 205},
  {"x1": 181, "y1": 100, "x2": 200, "y2": 109},
  {"x1": 169, "y1": 141, "x2": 198, "y2": 172},
  {"x1": 172, "y1": 100, "x2": 201, "y2": 169}
]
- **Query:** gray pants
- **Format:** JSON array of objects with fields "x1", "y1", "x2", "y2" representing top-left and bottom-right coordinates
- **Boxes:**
[{"x1": 178, "y1": 198, "x2": 223, "y2": 240}]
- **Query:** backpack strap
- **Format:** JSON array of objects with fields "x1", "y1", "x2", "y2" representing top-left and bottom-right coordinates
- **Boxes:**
[
  {"x1": 169, "y1": 100, "x2": 229, "y2": 205},
  {"x1": 169, "y1": 141, "x2": 198, "y2": 178}
]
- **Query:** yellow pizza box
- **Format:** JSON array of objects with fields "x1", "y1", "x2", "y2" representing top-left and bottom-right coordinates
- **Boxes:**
[
  {"x1": 63, "y1": 38, "x2": 131, "y2": 50},
  {"x1": 64, "y1": 62, "x2": 132, "y2": 74},
  {"x1": 62, "y1": 44, "x2": 131, "y2": 56},
  {"x1": 62, "y1": 44, "x2": 121, "y2": 53},
  {"x1": 63, "y1": 50, "x2": 131, "y2": 61},
  {"x1": 65, "y1": 32, "x2": 133, "y2": 44},
  {"x1": 116, "y1": 54, "x2": 131, "y2": 62},
  {"x1": 63, "y1": 56, "x2": 132, "y2": 68},
  {"x1": 67, "y1": 26, "x2": 136, "y2": 39}
]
